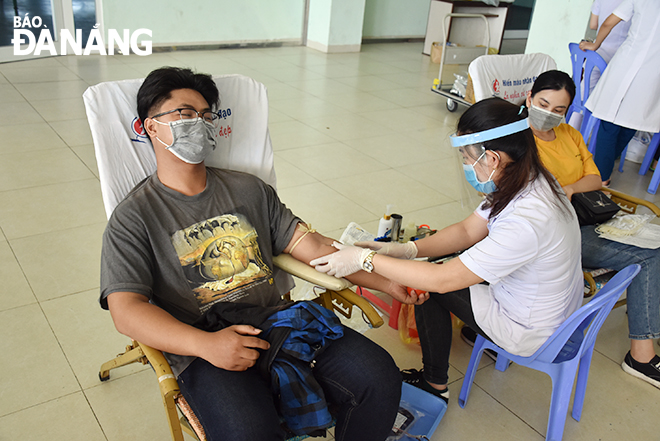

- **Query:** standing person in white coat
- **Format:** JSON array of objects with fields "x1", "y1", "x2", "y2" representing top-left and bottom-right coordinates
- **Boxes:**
[
  {"x1": 580, "y1": 0, "x2": 660, "y2": 186},
  {"x1": 589, "y1": 0, "x2": 630, "y2": 64},
  {"x1": 586, "y1": 0, "x2": 631, "y2": 94}
]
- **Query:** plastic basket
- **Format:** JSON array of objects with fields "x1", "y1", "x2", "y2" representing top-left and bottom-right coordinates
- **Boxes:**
[{"x1": 390, "y1": 382, "x2": 447, "y2": 440}]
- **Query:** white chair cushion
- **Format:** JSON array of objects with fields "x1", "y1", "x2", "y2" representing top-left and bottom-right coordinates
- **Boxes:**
[
  {"x1": 468, "y1": 53, "x2": 557, "y2": 105},
  {"x1": 83, "y1": 74, "x2": 277, "y2": 219}
]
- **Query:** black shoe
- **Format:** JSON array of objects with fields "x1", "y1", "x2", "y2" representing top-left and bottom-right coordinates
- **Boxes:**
[
  {"x1": 400, "y1": 368, "x2": 449, "y2": 403},
  {"x1": 622, "y1": 351, "x2": 660, "y2": 389},
  {"x1": 460, "y1": 326, "x2": 498, "y2": 362}
]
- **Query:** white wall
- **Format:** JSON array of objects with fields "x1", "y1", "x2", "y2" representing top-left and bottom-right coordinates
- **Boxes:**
[
  {"x1": 307, "y1": 0, "x2": 332, "y2": 48},
  {"x1": 100, "y1": 0, "x2": 305, "y2": 46},
  {"x1": 525, "y1": 0, "x2": 593, "y2": 73},
  {"x1": 362, "y1": 0, "x2": 432, "y2": 39},
  {"x1": 329, "y1": 0, "x2": 366, "y2": 46},
  {"x1": 307, "y1": 0, "x2": 365, "y2": 53}
]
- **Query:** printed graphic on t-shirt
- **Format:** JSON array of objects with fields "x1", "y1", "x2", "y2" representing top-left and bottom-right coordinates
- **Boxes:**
[{"x1": 171, "y1": 214, "x2": 273, "y2": 311}]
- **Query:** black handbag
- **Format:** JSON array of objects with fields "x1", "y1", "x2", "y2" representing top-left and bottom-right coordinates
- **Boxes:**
[{"x1": 571, "y1": 190, "x2": 620, "y2": 226}]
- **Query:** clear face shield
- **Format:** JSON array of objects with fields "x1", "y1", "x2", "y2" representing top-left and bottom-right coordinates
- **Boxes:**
[{"x1": 449, "y1": 117, "x2": 530, "y2": 209}]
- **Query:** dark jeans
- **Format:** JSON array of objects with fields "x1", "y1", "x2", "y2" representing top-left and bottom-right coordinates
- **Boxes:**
[
  {"x1": 593, "y1": 120, "x2": 637, "y2": 181},
  {"x1": 581, "y1": 225, "x2": 660, "y2": 339},
  {"x1": 415, "y1": 288, "x2": 491, "y2": 385},
  {"x1": 178, "y1": 327, "x2": 401, "y2": 441}
]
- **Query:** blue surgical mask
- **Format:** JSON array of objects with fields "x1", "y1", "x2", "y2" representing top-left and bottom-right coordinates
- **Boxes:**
[{"x1": 463, "y1": 151, "x2": 498, "y2": 194}]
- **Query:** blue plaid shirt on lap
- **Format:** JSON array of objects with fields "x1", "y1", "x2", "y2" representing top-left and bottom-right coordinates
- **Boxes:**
[{"x1": 262, "y1": 301, "x2": 343, "y2": 436}]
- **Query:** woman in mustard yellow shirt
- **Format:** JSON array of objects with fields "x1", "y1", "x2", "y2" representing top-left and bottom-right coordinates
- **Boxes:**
[{"x1": 527, "y1": 70, "x2": 660, "y2": 388}]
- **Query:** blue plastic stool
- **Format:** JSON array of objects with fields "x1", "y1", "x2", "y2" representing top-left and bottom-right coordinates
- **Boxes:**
[{"x1": 458, "y1": 265, "x2": 641, "y2": 441}]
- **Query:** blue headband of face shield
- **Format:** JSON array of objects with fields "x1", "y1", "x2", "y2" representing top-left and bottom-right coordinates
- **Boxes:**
[{"x1": 450, "y1": 118, "x2": 530, "y2": 147}]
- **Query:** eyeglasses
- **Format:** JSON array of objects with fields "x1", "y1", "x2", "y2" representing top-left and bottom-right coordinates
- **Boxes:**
[{"x1": 150, "y1": 108, "x2": 220, "y2": 127}]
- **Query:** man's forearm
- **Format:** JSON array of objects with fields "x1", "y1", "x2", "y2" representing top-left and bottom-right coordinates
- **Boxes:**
[
  {"x1": 107, "y1": 291, "x2": 206, "y2": 357},
  {"x1": 107, "y1": 291, "x2": 270, "y2": 371},
  {"x1": 286, "y1": 227, "x2": 400, "y2": 296},
  {"x1": 344, "y1": 270, "x2": 393, "y2": 294}
]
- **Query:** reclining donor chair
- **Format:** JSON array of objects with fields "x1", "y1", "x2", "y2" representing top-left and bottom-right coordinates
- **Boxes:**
[{"x1": 84, "y1": 74, "x2": 384, "y2": 441}]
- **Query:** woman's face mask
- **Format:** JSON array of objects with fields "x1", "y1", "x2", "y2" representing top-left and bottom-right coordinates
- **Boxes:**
[
  {"x1": 528, "y1": 103, "x2": 564, "y2": 132},
  {"x1": 153, "y1": 118, "x2": 217, "y2": 164},
  {"x1": 462, "y1": 150, "x2": 499, "y2": 194}
]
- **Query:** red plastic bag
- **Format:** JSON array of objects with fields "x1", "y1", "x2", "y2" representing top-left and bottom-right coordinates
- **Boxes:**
[
  {"x1": 398, "y1": 287, "x2": 425, "y2": 345},
  {"x1": 397, "y1": 287, "x2": 464, "y2": 345},
  {"x1": 398, "y1": 303, "x2": 420, "y2": 345}
]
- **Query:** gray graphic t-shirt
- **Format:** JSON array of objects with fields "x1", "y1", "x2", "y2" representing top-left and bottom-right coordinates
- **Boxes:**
[{"x1": 100, "y1": 168, "x2": 300, "y2": 374}]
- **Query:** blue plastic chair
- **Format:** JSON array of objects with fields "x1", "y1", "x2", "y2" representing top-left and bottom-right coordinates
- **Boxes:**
[
  {"x1": 643, "y1": 133, "x2": 660, "y2": 194},
  {"x1": 570, "y1": 42, "x2": 660, "y2": 190},
  {"x1": 581, "y1": 112, "x2": 601, "y2": 155},
  {"x1": 620, "y1": 132, "x2": 660, "y2": 194},
  {"x1": 566, "y1": 42, "x2": 587, "y2": 125},
  {"x1": 567, "y1": 43, "x2": 607, "y2": 145},
  {"x1": 458, "y1": 264, "x2": 641, "y2": 441}
]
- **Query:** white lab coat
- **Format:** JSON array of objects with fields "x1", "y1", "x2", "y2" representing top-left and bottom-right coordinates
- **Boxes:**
[{"x1": 586, "y1": 0, "x2": 660, "y2": 133}]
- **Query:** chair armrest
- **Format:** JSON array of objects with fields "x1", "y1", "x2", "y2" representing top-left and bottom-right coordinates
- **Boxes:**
[
  {"x1": 332, "y1": 288, "x2": 385, "y2": 328},
  {"x1": 273, "y1": 253, "x2": 352, "y2": 291},
  {"x1": 136, "y1": 342, "x2": 186, "y2": 441},
  {"x1": 583, "y1": 271, "x2": 597, "y2": 298},
  {"x1": 137, "y1": 342, "x2": 180, "y2": 397},
  {"x1": 606, "y1": 188, "x2": 660, "y2": 216}
]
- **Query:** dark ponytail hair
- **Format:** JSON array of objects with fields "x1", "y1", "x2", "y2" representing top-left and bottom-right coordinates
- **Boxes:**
[
  {"x1": 457, "y1": 97, "x2": 569, "y2": 219},
  {"x1": 530, "y1": 70, "x2": 576, "y2": 104}
]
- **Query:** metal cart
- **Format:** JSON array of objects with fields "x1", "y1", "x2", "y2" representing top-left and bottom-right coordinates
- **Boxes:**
[{"x1": 431, "y1": 13, "x2": 491, "y2": 112}]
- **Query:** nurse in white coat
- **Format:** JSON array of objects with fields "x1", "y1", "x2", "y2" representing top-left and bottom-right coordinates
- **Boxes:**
[
  {"x1": 580, "y1": 0, "x2": 660, "y2": 184},
  {"x1": 310, "y1": 98, "x2": 583, "y2": 404}
]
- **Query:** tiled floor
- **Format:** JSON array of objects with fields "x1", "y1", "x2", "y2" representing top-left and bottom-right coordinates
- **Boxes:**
[{"x1": 0, "y1": 42, "x2": 658, "y2": 440}]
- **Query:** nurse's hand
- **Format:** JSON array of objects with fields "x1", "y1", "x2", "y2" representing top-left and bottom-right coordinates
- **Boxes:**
[
  {"x1": 355, "y1": 240, "x2": 418, "y2": 259},
  {"x1": 311, "y1": 242, "x2": 372, "y2": 278},
  {"x1": 579, "y1": 40, "x2": 598, "y2": 52},
  {"x1": 396, "y1": 286, "x2": 429, "y2": 305}
]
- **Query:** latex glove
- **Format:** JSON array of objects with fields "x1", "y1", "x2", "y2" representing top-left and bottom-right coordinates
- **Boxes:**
[
  {"x1": 310, "y1": 242, "x2": 373, "y2": 278},
  {"x1": 354, "y1": 240, "x2": 418, "y2": 259}
]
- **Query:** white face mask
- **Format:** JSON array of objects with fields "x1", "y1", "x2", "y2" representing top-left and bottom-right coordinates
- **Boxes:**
[
  {"x1": 153, "y1": 118, "x2": 216, "y2": 164},
  {"x1": 528, "y1": 103, "x2": 564, "y2": 132}
]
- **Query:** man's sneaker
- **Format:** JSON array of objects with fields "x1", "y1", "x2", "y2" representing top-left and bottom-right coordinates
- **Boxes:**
[
  {"x1": 621, "y1": 351, "x2": 660, "y2": 389},
  {"x1": 460, "y1": 326, "x2": 498, "y2": 362},
  {"x1": 400, "y1": 368, "x2": 449, "y2": 403}
]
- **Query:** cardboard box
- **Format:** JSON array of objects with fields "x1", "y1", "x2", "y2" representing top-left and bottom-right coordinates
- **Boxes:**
[{"x1": 430, "y1": 42, "x2": 444, "y2": 64}]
